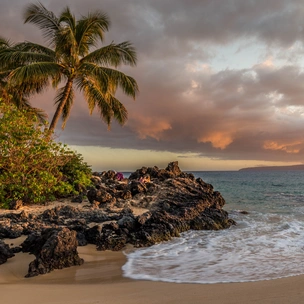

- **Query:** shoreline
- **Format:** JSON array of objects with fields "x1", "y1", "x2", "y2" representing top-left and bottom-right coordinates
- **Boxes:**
[
  {"x1": 1, "y1": 187, "x2": 303, "y2": 304},
  {"x1": 2, "y1": 242, "x2": 304, "y2": 304}
]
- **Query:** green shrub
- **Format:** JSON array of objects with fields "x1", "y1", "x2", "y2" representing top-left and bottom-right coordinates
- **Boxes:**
[
  {"x1": 59, "y1": 152, "x2": 92, "y2": 194},
  {"x1": 0, "y1": 101, "x2": 92, "y2": 208}
]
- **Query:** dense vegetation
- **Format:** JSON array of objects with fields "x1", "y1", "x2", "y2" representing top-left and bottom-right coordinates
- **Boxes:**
[
  {"x1": 0, "y1": 102, "x2": 92, "y2": 208},
  {"x1": 0, "y1": 3, "x2": 139, "y2": 208}
]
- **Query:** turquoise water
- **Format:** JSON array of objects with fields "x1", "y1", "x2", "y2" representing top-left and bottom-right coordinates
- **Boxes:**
[
  {"x1": 123, "y1": 171, "x2": 304, "y2": 283},
  {"x1": 197, "y1": 171, "x2": 304, "y2": 215}
]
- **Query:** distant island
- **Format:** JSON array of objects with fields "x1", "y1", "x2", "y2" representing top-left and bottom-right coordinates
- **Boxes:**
[{"x1": 239, "y1": 164, "x2": 304, "y2": 171}]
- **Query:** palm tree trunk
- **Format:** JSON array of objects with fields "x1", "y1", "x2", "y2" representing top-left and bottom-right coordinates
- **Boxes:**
[{"x1": 49, "y1": 79, "x2": 73, "y2": 132}]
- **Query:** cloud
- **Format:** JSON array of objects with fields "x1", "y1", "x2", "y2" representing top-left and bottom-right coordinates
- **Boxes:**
[{"x1": 2, "y1": 0, "x2": 304, "y2": 166}]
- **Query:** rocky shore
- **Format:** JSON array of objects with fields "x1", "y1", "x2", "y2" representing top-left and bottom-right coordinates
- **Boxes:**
[{"x1": 0, "y1": 161, "x2": 235, "y2": 278}]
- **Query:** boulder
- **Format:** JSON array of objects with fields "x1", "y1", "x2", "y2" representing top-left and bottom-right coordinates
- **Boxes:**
[
  {"x1": 0, "y1": 240, "x2": 15, "y2": 264},
  {"x1": 9, "y1": 199, "x2": 23, "y2": 210},
  {"x1": 23, "y1": 227, "x2": 84, "y2": 277}
]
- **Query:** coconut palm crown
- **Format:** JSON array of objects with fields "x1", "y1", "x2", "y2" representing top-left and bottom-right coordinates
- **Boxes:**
[{"x1": 0, "y1": 2, "x2": 139, "y2": 132}]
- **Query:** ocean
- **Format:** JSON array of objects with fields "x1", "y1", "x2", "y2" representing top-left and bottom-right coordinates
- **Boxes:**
[{"x1": 122, "y1": 170, "x2": 304, "y2": 284}]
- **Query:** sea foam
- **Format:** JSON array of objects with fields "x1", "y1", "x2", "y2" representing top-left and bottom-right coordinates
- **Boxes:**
[{"x1": 122, "y1": 211, "x2": 304, "y2": 283}]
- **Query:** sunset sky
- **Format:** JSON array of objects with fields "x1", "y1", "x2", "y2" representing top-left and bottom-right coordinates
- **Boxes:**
[{"x1": 2, "y1": 0, "x2": 304, "y2": 171}]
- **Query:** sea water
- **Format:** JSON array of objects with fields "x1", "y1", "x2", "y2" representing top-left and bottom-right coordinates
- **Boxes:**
[{"x1": 122, "y1": 171, "x2": 304, "y2": 283}]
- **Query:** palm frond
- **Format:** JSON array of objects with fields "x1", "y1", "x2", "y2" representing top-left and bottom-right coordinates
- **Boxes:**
[
  {"x1": 0, "y1": 49, "x2": 55, "y2": 68},
  {"x1": 76, "y1": 76, "x2": 112, "y2": 124},
  {"x1": 100, "y1": 67, "x2": 139, "y2": 98},
  {"x1": 82, "y1": 41, "x2": 137, "y2": 67},
  {"x1": 23, "y1": 2, "x2": 60, "y2": 46},
  {"x1": 78, "y1": 62, "x2": 109, "y2": 93},
  {"x1": 54, "y1": 7, "x2": 78, "y2": 60},
  {"x1": 51, "y1": 73, "x2": 62, "y2": 89},
  {"x1": 0, "y1": 86, "x2": 47, "y2": 122},
  {"x1": 9, "y1": 62, "x2": 60, "y2": 83},
  {"x1": 3, "y1": 5, "x2": 138, "y2": 132},
  {"x1": 0, "y1": 37, "x2": 12, "y2": 49},
  {"x1": 15, "y1": 42, "x2": 56, "y2": 57},
  {"x1": 105, "y1": 94, "x2": 128, "y2": 125},
  {"x1": 79, "y1": 63, "x2": 138, "y2": 98},
  {"x1": 54, "y1": 85, "x2": 74, "y2": 129},
  {"x1": 16, "y1": 99, "x2": 48, "y2": 123},
  {"x1": 76, "y1": 75, "x2": 127, "y2": 126},
  {"x1": 8, "y1": 62, "x2": 61, "y2": 94},
  {"x1": 55, "y1": 27, "x2": 78, "y2": 61},
  {"x1": 76, "y1": 11, "x2": 110, "y2": 56},
  {"x1": 58, "y1": 7, "x2": 76, "y2": 31}
]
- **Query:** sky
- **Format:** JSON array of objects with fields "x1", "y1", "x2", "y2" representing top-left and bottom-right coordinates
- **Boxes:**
[{"x1": 2, "y1": 0, "x2": 304, "y2": 171}]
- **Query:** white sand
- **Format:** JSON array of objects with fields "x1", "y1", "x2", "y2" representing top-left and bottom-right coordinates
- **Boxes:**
[{"x1": 1, "y1": 203, "x2": 304, "y2": 303}]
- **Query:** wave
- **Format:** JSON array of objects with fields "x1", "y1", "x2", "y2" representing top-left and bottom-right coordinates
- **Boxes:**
[{"x1": 123, "y1": 212, "x2": 304, "y2": 284}]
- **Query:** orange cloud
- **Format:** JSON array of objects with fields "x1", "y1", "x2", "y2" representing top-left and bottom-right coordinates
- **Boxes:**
[
  {"x1": 130, "y1": 117, "x2": 172, "y2": 140},
  {"x1": 263, "y1": 140, "x2": 302, "y2": 154},
  {"x1": 198, "y1": 132, "x2": 234, "y2": 149}
]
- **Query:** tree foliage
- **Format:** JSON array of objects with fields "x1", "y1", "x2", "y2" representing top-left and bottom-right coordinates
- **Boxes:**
[
  {"x1": 0, "y1": 2, "x2": 139, "y2": 132},
  {"x1": 0, "y1": 37, "x2": 47, "y2": 121},
  {"x1": 0, "y1": 102, "x2": 92, "y2": 208}
]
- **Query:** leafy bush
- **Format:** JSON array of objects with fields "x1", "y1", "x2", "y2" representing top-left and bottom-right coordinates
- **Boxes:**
[
  {"x1": 0, "y1": 102, "x2": 92, "y2": 208},
  {"x1": 59, "y1": 152, "x2": 92, "y2": 194}
]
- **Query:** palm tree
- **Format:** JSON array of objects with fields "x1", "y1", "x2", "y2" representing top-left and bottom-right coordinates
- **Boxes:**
[
  {"x1": 0, "y1": 37, "x2": 47, "y2": 121},
  {"x1": 0, "y1": 2, "x2": 138, "y2": 132}
]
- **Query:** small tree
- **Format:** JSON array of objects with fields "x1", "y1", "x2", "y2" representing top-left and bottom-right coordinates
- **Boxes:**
[{"x1": 0, "y1": 101, "x2": 91, "y2": 207}]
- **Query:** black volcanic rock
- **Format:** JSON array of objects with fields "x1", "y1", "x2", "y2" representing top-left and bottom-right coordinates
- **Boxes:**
[
  {"x1": 0, "y1": 161, "x2": 235, "y2": 276},
  {"x1": 94, "y1": 163, "x2": 235, "y2": 250},
  {"x1": 9, "y1": 199, "x2": 23, "y2": 210},
  {"x1": 0, "y1": 240, "x2": 15, "y2": 264},
  {"x1": 23, "y1": 228, "x2": 84, "y2": 277}
]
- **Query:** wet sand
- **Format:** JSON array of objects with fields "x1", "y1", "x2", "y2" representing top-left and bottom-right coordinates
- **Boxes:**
[{"x1": 1, "y1": 240, "x2": 304, "y2": 304}]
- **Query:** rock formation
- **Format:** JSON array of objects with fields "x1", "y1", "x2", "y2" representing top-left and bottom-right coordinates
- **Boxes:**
[
  {"x1": 0, "y1": 240, "x2": 14, "y2": 264},
  {"x1": 0, "y1": 161, "x2": 235, "y2": 276},
  {"x1": 22, "y1": 227, "x2": 84, "y2": 277}
]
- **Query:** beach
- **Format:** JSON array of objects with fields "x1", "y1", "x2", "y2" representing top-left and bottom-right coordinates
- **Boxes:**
[
  {"x1": 1, "y1": 241, "x2": 304, "y2": 304},
  {"x1": 2, "y1": 169, "x2": 304, "y2": 304}
]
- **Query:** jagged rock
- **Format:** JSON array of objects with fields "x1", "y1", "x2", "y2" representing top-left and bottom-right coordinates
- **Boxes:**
[
  {"x1": 91, "y1": 175, "x2": 102, "y2": 185},
  {"x1": 84, "y1": 225, "x2": 102, "y2": 244},
  {"x1": 0, "y1": 225, "x2": 23, "y2": 239},
  {"x1": 166, "y1": 161, "x2": 182, "y2": 176},
  {"x1": 41, "y1": 208, "x2": 60, "y2": 223},
  {"x1": 56, "y1": 205, "x2": 81, "y2": 218},
  {"x1": 121, "y1": 190, "x2": 132, "y2": 200},
  {"x1": 39, "y1": 205, "x2": 81, "y2": 225},
  {"x1": 9, "y1": 199, "x2": 23, "y2": 210},
  {"x1": 76, "y1": 232, "x2": 88, "y2": 246},
  {"x1": 0, "y1": 240, "x2": 15, "y2": 264},
  {"x1": 117, "y1": 215, "x2": 136, "y2": 230},
  {"x1": 0, "y1": 161, "x2": 235, "y2": 272},
  {"x1": 21, "y1": 232, "x2": 43, "y2": 255},
  {"x1": 87, "y1": 187, "x2": 114, "y2": 205},
  {"x1": 4, "y1": 210, "x2": 32, "y2": 222},
  {"x1": 97, "y1": 222, "x2": 128, "y2": 251},
  {"x1": 24, "y1": 228, "x2": 83, "y2": 277},
  {"x1": 11, "y1": 246, "x2": 22, "y2": 253},
  {"x1": 95, "y1": 163, "x2": 235, "y2": 250},
  {"x1": 137, "y1": 212, "x2": 152, "y2": 225},
  {"x1": 101, "y1": 170, "x2": 116, "y2": 180},
  {"x1": 71, "y1": 195, "x2": 83, "y2": 203},
  {"x1": 128, "y1": 181, "x2": 147, "y2": 196}
]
